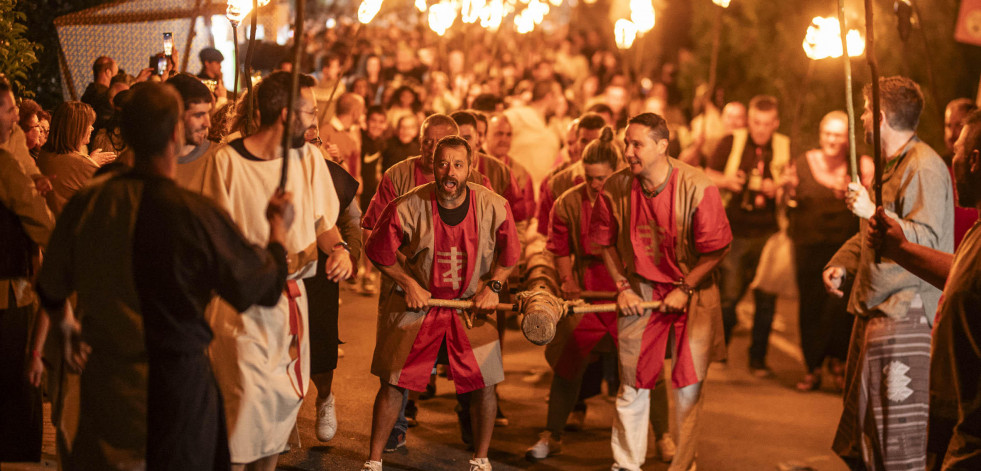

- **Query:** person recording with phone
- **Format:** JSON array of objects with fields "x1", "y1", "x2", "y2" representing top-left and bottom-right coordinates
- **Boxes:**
[{"x1": 197, "y1": 47, "x2": 228, "y2": 104}]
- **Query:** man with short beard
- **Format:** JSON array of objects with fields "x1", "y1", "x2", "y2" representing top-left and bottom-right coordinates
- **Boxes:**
[
  {"x1": 361, "y1": 136, "x2": 520, "y2": 471},
  {"x1": 362, "y1": 114, "x2": 489, "y2": 236},
  {"x1": 824, "y1": 76, "x2": 953, "y2": 471},
  {"x1": 451, "y1": 110, "x2": 523, "y2": 220},
  {"x1": 362, "y1": 113, "x2": 492, "y2": 448},
  {"x1": 942, "y1": 98, "x2": 979, "y2": 247},
  {"x1": 865, "y1": 108, "x2": 981, "y2": 470},
  {"x1": 166, "y1": 73, "x2": 218, "y2": 193},
  {"x1": 589, "y1": 113, "x2": 731, "y2": 471},
  {"x1": 201, "y1": 71, "x2": 352, "y2": 471}
]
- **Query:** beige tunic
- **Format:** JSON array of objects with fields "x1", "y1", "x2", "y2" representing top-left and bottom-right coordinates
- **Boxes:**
[
  {"x1": 202, "y1": 141, "x2": 339, "y2": 463},
  {"x1": 596, "y1": 160, "x2": 729, "y2": 386}
]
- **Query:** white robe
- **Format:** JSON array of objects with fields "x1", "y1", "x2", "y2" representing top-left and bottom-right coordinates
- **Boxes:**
[{"x1": 202, "y1": 141, "x2": 339, "y2": 463}]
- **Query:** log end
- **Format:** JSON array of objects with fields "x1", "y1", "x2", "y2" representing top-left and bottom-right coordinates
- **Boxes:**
[{"x1": 521, "y1": 311, "x2": 557, "y2": 346}]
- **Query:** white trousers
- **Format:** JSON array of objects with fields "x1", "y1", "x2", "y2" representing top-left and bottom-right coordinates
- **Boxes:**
[{"x1": 611, "y1": 381, "x2": 704, "y2": 471}]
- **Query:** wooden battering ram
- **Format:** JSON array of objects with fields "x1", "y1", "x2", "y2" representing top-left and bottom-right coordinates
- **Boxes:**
[{"x1": 427, "y1": 252, "x2": 661, "y2": 346}]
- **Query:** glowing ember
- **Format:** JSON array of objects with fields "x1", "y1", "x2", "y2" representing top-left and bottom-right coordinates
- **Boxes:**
[
  {"x1": 615, "y1": 19, "x2": 638, "y2": 49},
  {"x1": 428, "y1": 1, "x2": 457, "y2": 36},
  {"x1": 712, "y1": 0, "x2": 730, "y2": 7},
  {"x1": 802, "y1": 16, "x2": 865, "y2": 60},
  {"x1": 226, "y1": 0, "x2": 270, "y2": 25},
  {"x1": 358, "y1": 0, "x2": 383, "y2": 24},
  {"x1": 629, "y1": 0, "x2": 655, "y2": 33}
]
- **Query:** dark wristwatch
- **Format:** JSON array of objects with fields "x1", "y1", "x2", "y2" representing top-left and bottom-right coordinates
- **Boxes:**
[
  {"x1": 332, "y1": 241, "x2": 351, "y2": 253},
  {"x1": 488, "y1": 280, "x2": 504, "y2": 293}
]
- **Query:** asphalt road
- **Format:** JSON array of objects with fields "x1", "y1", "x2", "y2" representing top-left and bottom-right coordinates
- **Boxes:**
[{"x1": 276, "y1": 287, "x2": 850, "y2": 471}]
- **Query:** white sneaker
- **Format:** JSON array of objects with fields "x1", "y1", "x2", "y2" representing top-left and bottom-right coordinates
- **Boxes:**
[
  {"x1": 525, "y1": 431, "x2": 561, "y2": 460},
  {"x1": 655, "y1": 434, "x2": 677, "y2": 463},
  {"x1": 360, "y1": 460, "x2": 382, "y2": 471},
  {"x1": 468, "y1": 457, "x2": 492, "y2": 471},
  {"x1": 316, "y1": 393, "x2": 337, "y2": 441}
]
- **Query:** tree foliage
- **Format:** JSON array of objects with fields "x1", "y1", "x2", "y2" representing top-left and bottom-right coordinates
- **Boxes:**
[
  {"x1": 16, "y1": 0, "x2": 116, "y2": 109},
  {"x1": 0, "y1": 0, "x2": 40, "y2": 98},
  {"x1": 678, "y1": 0, "x2": 981, "y2": 153}
]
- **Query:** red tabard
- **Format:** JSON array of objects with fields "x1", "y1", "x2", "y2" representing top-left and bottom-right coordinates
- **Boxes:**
[
  {"x1": 364, "y1": 187, "x2": 520, "y2": 393},
  {"x1": 545, "y1": 185, "x2": 618, "y2": 379},
  {"x1": 588, "y1": 168, "x2": 731, "y2": 388}
]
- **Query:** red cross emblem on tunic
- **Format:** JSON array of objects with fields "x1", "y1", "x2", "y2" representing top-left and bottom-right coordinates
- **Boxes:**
[
  {"x1": 436, "y1": 247, "x2": 466, "y2": 290},
  {"x1": 636, "y1": 222, "x2": 666, "y2": 265}
]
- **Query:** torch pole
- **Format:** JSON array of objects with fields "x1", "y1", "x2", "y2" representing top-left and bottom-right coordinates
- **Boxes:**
[
  {"x1": 838, "y1": 0, "x2": 859, "y2": 183},
  {"x1": 864, "y1": 0, "x2": 882, "y2": 263},
  {"x1": 279, "y1": 0, "x2": 306, "y2": 191},
  {"x1": 703, "y1": 3, "x2": 724, "y2": 143},
  {"x1": 231, "y1": 24, "x2": 240, "y2": 99},
  {"x1": 244, "y1": 0, "x2": 259, "y2": 133}
]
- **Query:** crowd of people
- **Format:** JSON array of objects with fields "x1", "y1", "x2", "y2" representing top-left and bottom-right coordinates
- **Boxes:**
[{"x1": 0, "y1": 17, "x2": 980, "y2": 471}]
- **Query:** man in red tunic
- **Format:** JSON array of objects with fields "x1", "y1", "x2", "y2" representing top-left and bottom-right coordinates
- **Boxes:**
[
  {"x1": 361, "y1": 136, "x2": 520, "y2": 471},
  {"x1": 536, "y1": 112, "x2": 607, "y2": 237},
  {"x1": 362, "y1": 114, "x2": 489, "y2": 235},
  {"x1": 451, "y1": 110, "x2": 523, "y2": 217},
  {"x1": 362, "y1": 113, "x2": 492, "y2": 446},
  {"x1": 589, "y1": 113, "x2": 732, "y2": 471},
  {"x1": 526, "y1": 126, "x2": 675, "y2": 462}
]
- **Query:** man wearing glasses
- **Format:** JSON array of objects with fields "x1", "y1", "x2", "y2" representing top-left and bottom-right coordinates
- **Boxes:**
[{"x1": 199, "y1": 71, "x2": 352, "y2": 471}]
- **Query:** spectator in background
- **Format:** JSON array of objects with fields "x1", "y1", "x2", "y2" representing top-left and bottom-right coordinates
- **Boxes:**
[
  {"x1": 18, "y1": 99, "x2": 47, "y2": 161},
  {"x1": 80, "y1": 56, "x2": 117, "y2": 135},
  {"x1": 316, "y1": 53, "x2": 347, "y2": 123},
  {"x1": 362, "y1": 54, "x2": 384, "y2": 105},
  {"x1": 503, "y1": 79, "x2": 561, "y2": 192},
  {"x1": 197, "y1": 47, "x2": 228, "y2": 103},
  {"x1": 783, "y1": 111, "x2": 872, "y2": 392},
  {"x1": 358, "y1": 105, "x2": 388, "y2": 296},
  {"x1": 361, "y1": 105, "x2": 389, "y2": 211},
  {"x1": 91, "y1": 89, "x2": 132, "y2": 162},
  {"x1": 706, "y1": 95, "x2": 790, "y2": 377},
  {"x1": 381, "y1": 113, "x2": 420, "y2": 174},
  {"x1": 322, "y1": 92, "x2": 364, "y2": 180},
  {"x1": 385, "y1": 85, "x2": 421, "y2": 129},
  {"x1": 37, "y1": 101, "x2": 117, "y2": 215},
  {"x1": 943, "y1": 98, "x2": 980, "y2": 248},
  {"x1": 0, "y1": 73, "x2": 55, "y2": 467}
]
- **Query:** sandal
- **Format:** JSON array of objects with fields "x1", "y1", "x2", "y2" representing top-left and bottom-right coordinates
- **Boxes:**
[{"x1": 795, "y1": 373, "x2": 822, "y2": 392}]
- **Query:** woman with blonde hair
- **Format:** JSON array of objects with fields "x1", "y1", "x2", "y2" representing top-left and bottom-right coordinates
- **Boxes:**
[{"x1": 37, "y1": 101, "x2": 117, "y2": 215}]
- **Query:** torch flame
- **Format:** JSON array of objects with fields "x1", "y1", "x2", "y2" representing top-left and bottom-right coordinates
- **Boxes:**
[
  {"x1": 226, "y1": 0, "x2": 271, "y2": 25},
  {"x1": 358, "y1": 0, "x2": 383, "y2": 24},
  {"x1": 802, "y1": 16, "x2": 865, "y2": 60},
  {"x1": 428, "y1": 1, "x2": 457, "y2": 36},
  {"x1": 712, "y1": 0, "x2": 730, "y2": 7},
  {"x1": 415, "y1": 0, "x2": 427, "y2": 12},
  {"x1": 514, "y1": 11, "x2": 535, "y2": 33},
  {"x1": 629, "y1": 0, "x2": 655, "y2": 33},
  {"x1": 614, "y1": 19, "x2": 638, "y2": 49},
  {"x1": 514, "y1": 0, "x2": 548, "y2": 33},
  {"x1": 462, "y1": 0, "x2": 486, "y2": 24},
  {"x1": 479, "y1": 0, "x2": 506, "y2": 30}
]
